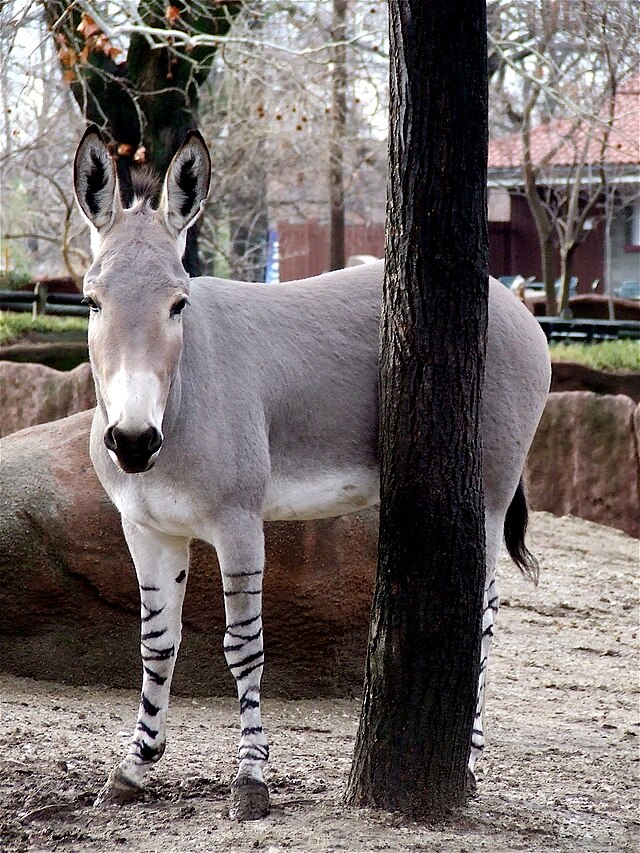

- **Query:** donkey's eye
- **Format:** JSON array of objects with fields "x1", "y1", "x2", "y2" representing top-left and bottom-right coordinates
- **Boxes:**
[
  {"x1": 170, "y1": 297, "x2": 189, "y2": 318},
  {"x1": 81, "y1": 296, "x2": 101, "y2": 313}
]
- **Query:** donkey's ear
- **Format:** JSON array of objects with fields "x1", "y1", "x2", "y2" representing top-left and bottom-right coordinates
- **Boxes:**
[
  {"x1": 73, "y1": 125, "x2": 118, "y2": 232},
  {"x1": 160, "y1": 130, "x2": 211, "y2": 237}
]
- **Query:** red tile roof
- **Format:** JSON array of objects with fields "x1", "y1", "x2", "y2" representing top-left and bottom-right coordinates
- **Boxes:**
[{"x1": 489, "y1": 74, "x2": 639, "y2": 170}]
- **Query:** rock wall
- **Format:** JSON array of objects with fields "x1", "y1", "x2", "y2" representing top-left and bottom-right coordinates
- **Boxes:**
[
  {"x1": 0, "y1": 361, "x2": 95, "y2": 438},
  {"x1": 527, "y1": 392, "x2": 640, "y2": 539},
  {"x1": 550, "y1": 362, "x2": 640, "y2": 402}
]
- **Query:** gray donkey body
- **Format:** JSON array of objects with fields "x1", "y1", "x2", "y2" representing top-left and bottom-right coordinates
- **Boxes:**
[{"x1": 73, "y1": 127, "x2": 550, "y2": 819}]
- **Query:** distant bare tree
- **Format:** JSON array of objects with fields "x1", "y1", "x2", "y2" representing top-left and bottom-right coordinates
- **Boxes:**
[
  {"x1": 0, "y1": 7, "x2": 87, "y2": 284},
  {"x1": 488, "y1": 0, "x2": 639, "y2": 315}
]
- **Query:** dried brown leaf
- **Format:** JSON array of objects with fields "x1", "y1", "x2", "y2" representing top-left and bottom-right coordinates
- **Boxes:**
[
  {"x1": 166, "y1": 5, "x2": 181, "y2": 24},
  {"x1": 77, "y1": 13, "x2": 100, "y2": 39}
]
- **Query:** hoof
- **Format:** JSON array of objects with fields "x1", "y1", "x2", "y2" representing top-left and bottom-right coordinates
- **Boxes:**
[
  {"x1": 94, "y1": 767, "x2": 144, "y2": 807},
  {"x1": 465, "y1": 767, "x2": 478, "y2": 798},
  {"x1": 229, "y1": 777, "x2": 270, "y2": 821}
]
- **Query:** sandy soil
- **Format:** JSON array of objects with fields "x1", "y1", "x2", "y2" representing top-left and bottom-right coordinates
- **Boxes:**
[{"x1": 1, "y1": 512, "x2": 638, "y2": 853}]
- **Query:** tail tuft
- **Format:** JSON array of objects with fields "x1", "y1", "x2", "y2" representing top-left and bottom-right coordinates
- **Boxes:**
[{"x1": 504, "y1": 479, "x2": 539, "y2": 584}]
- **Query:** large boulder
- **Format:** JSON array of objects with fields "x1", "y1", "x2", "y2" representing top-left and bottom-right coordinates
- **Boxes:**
[
  {"x1": 527, "y1": 392, "x2": 640, "y2": 538},
  {"x1": 0, "y1": 360, "x2": 95, "y2": 438},
  {"x1": 0, "y1": 411, "x2": 375, "y2": 698}
]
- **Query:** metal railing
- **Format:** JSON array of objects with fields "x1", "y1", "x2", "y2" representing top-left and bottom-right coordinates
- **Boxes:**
[
  {"x1": 537, "y1": 317, "x2": 640, "y2": 342},
  {"x1": 0, "y1": 283, "x2": 88, "y2": 318}
]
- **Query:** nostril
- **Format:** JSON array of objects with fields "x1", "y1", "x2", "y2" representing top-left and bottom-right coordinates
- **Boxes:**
[
  {"x1": 147, "y1": 427, "x2": 162, "y2": 455},
  {"x1": 103, "y1": 424, "x2": 161, "y2": 466},
  {"x1": 104, "y1": 425, "x2": 118, "y2": 452}
]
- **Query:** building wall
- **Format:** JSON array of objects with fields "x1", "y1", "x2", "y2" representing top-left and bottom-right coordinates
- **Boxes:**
[
  {"x1": 492, "y1": 194, "x2": 606, "y2": 293},
  {"x1": 278, "y1": 199, "x2": 636, "y2": 291},
  {"x1": 610, "y1": 212, "x2": 640, "y2": 289},
  {"x1": 278, "y1": 221, "x2": 384, "y2": 282},
  {"x1": 508, "y1": 195, "x2": 543, "y2": 280},
  {"x1": 572, "y1": 218, "x2": 605, "y2": 291}
]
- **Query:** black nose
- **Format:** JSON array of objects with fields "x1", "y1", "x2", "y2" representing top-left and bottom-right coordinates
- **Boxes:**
[{"x1": 104, "y1": 425, "x2": 162, "y2": 472}]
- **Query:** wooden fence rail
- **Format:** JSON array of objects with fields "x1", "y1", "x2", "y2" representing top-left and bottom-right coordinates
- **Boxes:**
[{"x1": 0, "y1": 284, "x2": 88, "y2": 319}]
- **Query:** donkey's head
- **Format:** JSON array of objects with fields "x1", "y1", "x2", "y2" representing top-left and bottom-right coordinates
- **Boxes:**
[{"x1": 73, "y1": 126, "x2": 210, "y2": 473}]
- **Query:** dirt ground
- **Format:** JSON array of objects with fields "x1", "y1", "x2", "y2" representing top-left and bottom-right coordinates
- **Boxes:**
[{"x1": 1, "y1": 511, "x2": 638, "y2": 853}]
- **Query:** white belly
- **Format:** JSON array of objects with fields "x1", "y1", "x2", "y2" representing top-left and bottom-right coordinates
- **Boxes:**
[{"x1": 262, "y1": 468, "x2": 379, "y2": 521}]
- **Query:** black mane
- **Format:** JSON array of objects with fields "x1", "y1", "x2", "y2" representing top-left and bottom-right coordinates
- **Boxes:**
[
  {"x1": 131, "y1": 165, "x2": 160, "y2": 205},
  {"x1": 118, "y1": 162, "x2": 160, "y2": 209}
]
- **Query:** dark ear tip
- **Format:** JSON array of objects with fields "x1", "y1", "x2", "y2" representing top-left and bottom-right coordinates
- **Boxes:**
[
  {"x1": 78, "y1": 123, "x2": 106, "y2": 149},
  {"x1": 183, "y1": 128, "x2": 210, "y2": 156},
  {"x1": 184, "y1": 128, "x2": 205, "y2": 143}
]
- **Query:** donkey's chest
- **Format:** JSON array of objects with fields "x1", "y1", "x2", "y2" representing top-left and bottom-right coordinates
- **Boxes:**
[{"x1": 108, "y1": 478, "x2": 209, "y2": 539}]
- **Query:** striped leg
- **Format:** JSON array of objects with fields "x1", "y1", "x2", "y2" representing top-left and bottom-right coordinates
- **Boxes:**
[
  {"x1": 469, "y1": 574, "x2": 499, "y2": 779},
  {"x1": 467, "y1": 511, "x2": 502, "y2": 791},
  {"x1": 95, "y1": 520, "x2": 190, "y2": 805},
  {"x1": 212, "y1": 511, "x2": 269, "y2": 821}
]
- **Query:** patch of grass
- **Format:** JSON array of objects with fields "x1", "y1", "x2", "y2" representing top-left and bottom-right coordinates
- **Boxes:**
[
  {"x1": 549, "y1": 339, "x2": 640, "y2": 372},
  {"x1": 0, "y1": 311, "x2": 88, "y2": 346}
]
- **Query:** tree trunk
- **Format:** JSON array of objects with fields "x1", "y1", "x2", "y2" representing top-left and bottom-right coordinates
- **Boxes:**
[
  {"x1": 520, "y1": 87, "x2": 558, "y2": 317},
  {"x1": 603, "y1": 187, "x2": 615, "y2": 321},
  {"x1": 346, "y1": 0, "x2": 488, "y2": 820},
  {"x1": 328, "y1": 0, "x2": 347, "y2": 271},
  {"x1": 558, "y1": 243, "x2": 577, "y2": 318},
  {"x1": 539, "y1": 232, "x2": 558, "y2": 316}
]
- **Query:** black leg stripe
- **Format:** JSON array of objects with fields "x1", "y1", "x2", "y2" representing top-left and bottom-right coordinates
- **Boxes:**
[
  {"x1": 137, "y1": 720, "x2": 159, "y2": 739},
  {"x1": 235, "y1": 661, "x2": 264, "y2": 681},
  {"x1": 239, "y1": 744, "x2": 269, "y2": 760},
  {"x1": 224, "y1": 570, "x2": 263, "y2": 578},
  {"x1": 143, "y1": 665, "x2": 167, "y2": 685},
  {"x1": 134, "y1": 739, "x2": 163, "y2": 762},
  {"x1": 142, "y1": 606, "x2": 165, "y2": 623},
  {"x1": 141, "y1": 643, "x2": 175, "y2": 661},
  {"x1": 224, "y1": 589, "x2": 262, "y2": 597},
  {"x1": 228, "y1": 614, "x2": 261, "y2": 629},
  {"x1": 141, "y1": 692, "x2": 160, "y2": 717},
  {"x1": 225, "y1": 641, "x2": 251, "y2": 652},
  {"x1": 229, "y1": 650, "x2": 265, "y2": 671},
  {"x1": 225, "y1": 627, "x2": 263, "y2": 642},
  {"x1": 141, "y1": 628, "x2": 167, "y2": 641}
]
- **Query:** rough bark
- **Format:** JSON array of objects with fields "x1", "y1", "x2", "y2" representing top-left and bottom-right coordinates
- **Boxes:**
[{"x1": 346, "y1": 0, "x2": 488, "y2": 820}]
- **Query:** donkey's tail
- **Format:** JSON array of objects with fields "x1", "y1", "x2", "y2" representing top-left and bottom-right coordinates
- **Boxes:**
[{"x1": 504, "y1": 479, "x2": 540, "y2": 584}]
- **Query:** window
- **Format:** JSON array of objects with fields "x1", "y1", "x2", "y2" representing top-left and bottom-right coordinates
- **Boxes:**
[{"x1": 625, "y1": 199, "x2": 640, "y2": 250}]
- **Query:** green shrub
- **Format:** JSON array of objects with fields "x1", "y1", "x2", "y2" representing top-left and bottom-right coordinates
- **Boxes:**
[
  {"x1": 549, "y1": 339, "x2": 640, "y2": 372},
  {"x1": 0, "y1": 270, "x2": 33, "y2": 291},
  {"x1": 0, "y1": 311, "x2": 88, "y2": 346}
]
